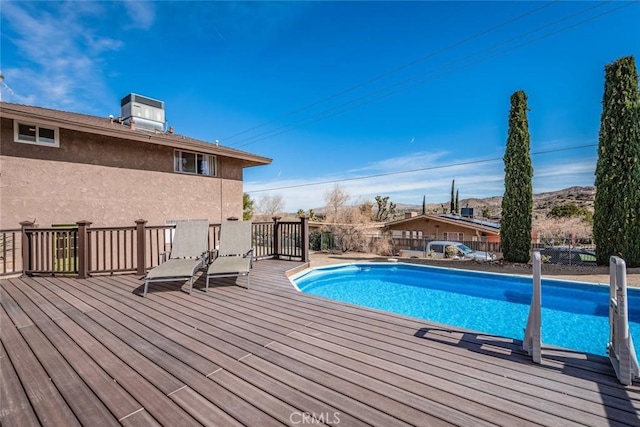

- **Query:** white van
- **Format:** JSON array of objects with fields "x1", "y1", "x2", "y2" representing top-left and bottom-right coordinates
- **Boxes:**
[{"x1": 425, "y1": 241, "x2": 496, "y2": 261}]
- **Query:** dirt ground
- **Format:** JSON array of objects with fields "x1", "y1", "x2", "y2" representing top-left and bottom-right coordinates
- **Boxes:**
[{"x1": 309, "y1": 251, "x2": 640, "y2": 287}]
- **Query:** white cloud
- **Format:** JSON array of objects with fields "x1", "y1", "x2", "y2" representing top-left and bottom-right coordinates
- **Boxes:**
[
  {"x1": 123, "y1": 0, "x2": 156, "y2": 30},
  {"x1": 0, "y1": 1, "x2": 141, "y2": 112},
  {"x1": 532, "y1": 138, "x2": 596, "y2": 153},
  {"x1": 245, "y1": 149, "x2": 598, "y2": 212},
  {"x1": 533, "y1": 159, "x2": 596, "y2": 179},
  {"x1": 245, "y1": 150, "x2": 502, "y2": 211},
  {"x1": 347, "y1": 151, "x2": 449, "y2": 173},
  {"x1": 532, "y1": 158, "x2": 596, "y2": 193}
]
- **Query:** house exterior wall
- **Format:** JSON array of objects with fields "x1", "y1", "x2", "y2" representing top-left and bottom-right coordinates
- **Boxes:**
[
  {"x1": 386, "y1": 217, "x2": 499, "y2": 242},
  {"x1": 0, "y1": 118, "x2": 244, "y2": 227}
]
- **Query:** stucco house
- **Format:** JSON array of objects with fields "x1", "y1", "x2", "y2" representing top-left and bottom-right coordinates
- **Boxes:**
[
  {"x1": 385, "y1": 212, "x2": 501, "y2": 245},
  {"x1": 0, "y1": 95, "x2": 271, "y2": 228}
]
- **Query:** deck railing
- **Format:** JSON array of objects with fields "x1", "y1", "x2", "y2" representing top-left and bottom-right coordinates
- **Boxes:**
[
  {"x1": 273, "y1": 219, "x2": 307, "y2": 260},
  {"x1": 88, "y1": 225, "x2": 137, "y2": 274},
  {"x1": 0, "y1": 228, "x2": 21, "y2": 277},
  {"x1": 22, "y1": 225, "x2": 80, "y2": 276},
  {"x1": 145, "y1": 223, "x2": 175, "y2": 271},
  {"x1": 9, "y1": 216, "x2": 309, "y2": 277}
]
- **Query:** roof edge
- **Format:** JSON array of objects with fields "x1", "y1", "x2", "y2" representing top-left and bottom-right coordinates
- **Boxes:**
[{"x1": 0, "y1": 102, "x2": 272, "y2": 167}]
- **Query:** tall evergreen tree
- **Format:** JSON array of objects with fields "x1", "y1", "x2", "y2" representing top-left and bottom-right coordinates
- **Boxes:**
[
  {"x1": 450, "y1": 179, "x2": 455, "y2": 213},
  {"x1": 421, "y1": 195, "x2": 426, "y2": 215},
  {"x1": 594, "y1": 56, "x2": 640, "y2": 266},
  {"x1": 242, "y1": 193, "x2": 254, "y2": 220},
  {"x1": 455, "y1": 190, "x2": 459, "y2": 214},
  {"x1": 501, "y1": 90, "x2": 533, "y2": 263}
]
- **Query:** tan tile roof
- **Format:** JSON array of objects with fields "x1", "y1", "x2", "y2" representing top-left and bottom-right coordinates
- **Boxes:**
[{"x1": 0, "y1": 102, "x2": 271, "y2": 167}]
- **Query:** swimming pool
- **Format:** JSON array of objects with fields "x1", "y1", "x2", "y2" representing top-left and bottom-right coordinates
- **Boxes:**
[{"x1": 293, "y1": 263, "x2": 640, "y2": 356}]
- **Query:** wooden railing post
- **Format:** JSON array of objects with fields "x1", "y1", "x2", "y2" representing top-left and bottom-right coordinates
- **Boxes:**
[
  {"x1": 300, "y1": 216, "x2": 309, "y2": 262},
  {"x1": 135, "y1": 219, "x2": 147, "y2": 275},
  {"x1": 76, "y1": 220, "x2": 92, "y2": 279},
  {"x1": 272, "y1": 216, "x2": 281, "y2": 259},
  {"x1": 19, "y1": 220, "x2": 35, "y2": 276}
]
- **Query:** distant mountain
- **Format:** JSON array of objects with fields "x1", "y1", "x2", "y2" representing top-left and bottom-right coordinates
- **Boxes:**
[
  {"x1": 308, "y1": 186, "x2": 596, "y2": 221},
  {"x1": 395, "y1": 186, "x2": 596, "y2": 219}
]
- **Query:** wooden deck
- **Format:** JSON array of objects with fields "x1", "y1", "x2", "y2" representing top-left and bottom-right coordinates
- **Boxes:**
[{"x1": 1, "y1": 259, "x2": 639, "y2": 426}]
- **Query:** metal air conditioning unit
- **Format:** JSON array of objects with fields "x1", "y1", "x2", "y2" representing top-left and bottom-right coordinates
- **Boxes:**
[
  {"x1": 121, "y1": 93, "x2": 165, "y2": 132},
  {"x1": 461, "y1": 207, "x2": 474, "y2": 218}
]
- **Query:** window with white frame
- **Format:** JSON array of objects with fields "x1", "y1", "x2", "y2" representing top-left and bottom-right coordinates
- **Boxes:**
[
  {"x1": 174, "y1": 150, "x2": 216, "y2": 176},
  {"x1": 14, "y1": 121, "x2": 59, "y2": 147},
  {"x1": 443, "y1": 232, "x2": 463, "y2": 241}
]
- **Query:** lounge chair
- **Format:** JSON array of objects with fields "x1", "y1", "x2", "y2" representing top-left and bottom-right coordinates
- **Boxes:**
[
  {"x1": 206, "y1": 220, "x2": 253, "y2": 292},
  {"x1": 143, "y1": 220, "x2": 209, "y2": 297}
]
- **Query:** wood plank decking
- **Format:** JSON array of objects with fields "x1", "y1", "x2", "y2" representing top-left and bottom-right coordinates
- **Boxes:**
[{"x1": 1, "y1": 259, "x2": 639, "y2": 426}]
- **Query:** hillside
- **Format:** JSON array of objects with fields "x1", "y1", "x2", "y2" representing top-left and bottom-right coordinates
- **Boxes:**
[
  {"x1": 396, "y1": 186, "x2": 596, "y2": 220},
  {"x1": 300, "y1": 186, "x2": 596, "y2": 241}
]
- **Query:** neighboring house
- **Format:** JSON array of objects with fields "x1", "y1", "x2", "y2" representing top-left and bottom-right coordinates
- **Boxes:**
[
  {"x1": 385, "y1": 212, "x2": 501, "y2": 244},
  {"x1": 0, "y1": 95, "x2": 271, "y2": 228}
]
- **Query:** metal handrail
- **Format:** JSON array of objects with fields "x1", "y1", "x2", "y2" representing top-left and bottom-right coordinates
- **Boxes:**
[
  {"x1": 523, "y1": 251, "x2": 542, "y2": 363},
  {"x1": 608, "y1": 256, "x2": 639, "y2": 385}
]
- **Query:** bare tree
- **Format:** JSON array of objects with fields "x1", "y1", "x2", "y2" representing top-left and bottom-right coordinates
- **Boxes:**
[
  {"x1": 324, "y1": 184, "x2": 350, "y2": 222},
  {"x1": 257, "y1": 194, "x2": 284, "y2": 220},
  {"x1": 359, "y1": 200, "x2": 374, "y2": 221},
  {"x1": 534, "y1": 216, "x2": 593, "y2": 245},
  {"x1": 328, "y1": 205, "x2": 370, "y2": 252}
]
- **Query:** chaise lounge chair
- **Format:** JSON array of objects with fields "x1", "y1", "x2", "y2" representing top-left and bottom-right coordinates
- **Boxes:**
[
  {"x1": 143, "y1": 219, "x2": 209, "y2": 297},
  {"x1": 206, "y1": 220, "x2": 253, "y2": 292}
]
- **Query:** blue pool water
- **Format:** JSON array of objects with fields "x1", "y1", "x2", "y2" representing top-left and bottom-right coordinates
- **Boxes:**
[{"x1": 294, "y1": 263, "x2": 640, "y2": 356}]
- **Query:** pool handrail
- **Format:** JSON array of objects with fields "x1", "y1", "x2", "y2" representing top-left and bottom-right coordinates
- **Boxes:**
[
  {"x1": 523, "y1": 251, "x2": 542, "y2": 364},
  {"x1": 608, "y1": 256, "x2": 639, "y2": 385}
]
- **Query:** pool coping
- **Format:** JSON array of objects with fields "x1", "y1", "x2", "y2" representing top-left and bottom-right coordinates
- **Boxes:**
[{"x1": 290, "y1": 261, "x2": 614, "y2": 292}]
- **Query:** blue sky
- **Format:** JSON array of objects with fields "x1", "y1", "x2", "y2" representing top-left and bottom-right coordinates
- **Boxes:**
[{"x1": 2, "y1": 1, "x2": 639, "y2": 211}]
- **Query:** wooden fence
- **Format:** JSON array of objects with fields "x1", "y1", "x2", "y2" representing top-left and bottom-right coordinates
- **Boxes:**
[{"x1": 5, "y1": 217, "x2": 309, "y2": 277}]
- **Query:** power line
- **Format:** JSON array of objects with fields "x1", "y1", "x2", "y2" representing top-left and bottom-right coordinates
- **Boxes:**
[
  {"x1": 246, "y1": 143, "x2": 598, "y2": 194},
  {"x1": 233, "y1": 1, "x2": 631, "y2": 149},
  {"x1": 220, "y1": 1, "x2": 560, "y2": 144}
]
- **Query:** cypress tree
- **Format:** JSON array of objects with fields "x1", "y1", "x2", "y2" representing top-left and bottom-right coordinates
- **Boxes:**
[
  {"x1": 593, "y1": 56, "x2": 640, "y2": 266},
  {"x1": 450, "y1": 179, "x2": 455, "y2": 213},
  {"x1": 455, "y1": 190, "x2": 459, "y2": 214},
  {"x1": 501, "y1": 90, "x2": 533, "y2": 263},
  {"x1": 421, "y1": 195, "x2": 426, "y2": 215},
  {"x1": 242, "y1": 193, "x2": 254, "y2": 220}
]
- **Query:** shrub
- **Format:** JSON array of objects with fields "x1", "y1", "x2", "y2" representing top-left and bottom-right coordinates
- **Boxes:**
[{"x1": 548, "y1": 203, "x2": 581, "y2": 218}]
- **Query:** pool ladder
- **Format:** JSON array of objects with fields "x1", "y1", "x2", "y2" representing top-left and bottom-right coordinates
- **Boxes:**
[
  {"x1": 523, "y1": 252, "x2": 542, "y2": 364},
  {"x1": 608, "y1": 256, "x2": 640, "y2": 385}
]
